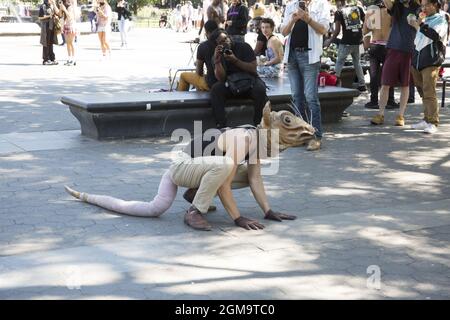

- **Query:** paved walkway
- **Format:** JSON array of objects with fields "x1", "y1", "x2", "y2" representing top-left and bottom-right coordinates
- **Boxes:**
[{"x1": 0, "y1": 29, "x2": 450, "y2": 299}]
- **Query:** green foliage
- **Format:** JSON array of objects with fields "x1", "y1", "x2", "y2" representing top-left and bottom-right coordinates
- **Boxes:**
[{"x1": 322, "y1": 43, "x2": 338, "y2": 62}]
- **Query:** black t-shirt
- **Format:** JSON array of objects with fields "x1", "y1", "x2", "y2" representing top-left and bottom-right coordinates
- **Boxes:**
[
  {"x1": 290, "y1": 20, "x2": 309, "y2": 49},
  {"x1": 197, "y1": 39, "x2": 217, "y2": 87},
  {"x1": 334, "y1": 6, "x2": 365, "y2": 45},
  {"x1": 226, "y1": 4, "x2": 249, "y2": 35},
  {"x1": 224, "y1": 41, "x2": 256, "y2": 75},
  {"x1": 256, "y1": 32, "x2": 268, "y2": 55}
]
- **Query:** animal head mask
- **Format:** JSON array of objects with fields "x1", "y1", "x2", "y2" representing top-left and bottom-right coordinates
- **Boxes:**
[{"x1": 258, "y1": 101, "x2": 316, "y2": 155}]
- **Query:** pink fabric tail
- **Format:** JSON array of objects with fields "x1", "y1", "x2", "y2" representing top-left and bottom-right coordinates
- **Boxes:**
[{"x1": 84, "y1": 171, "x2": 178, "y2": 217}]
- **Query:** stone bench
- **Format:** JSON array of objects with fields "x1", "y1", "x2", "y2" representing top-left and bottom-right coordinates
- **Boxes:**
[{"x1": 61, "y1": 76, "x2": 360, "y2": 140}]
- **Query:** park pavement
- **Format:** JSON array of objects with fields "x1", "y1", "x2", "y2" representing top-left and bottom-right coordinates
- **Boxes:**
[{"x1": 0, "y1": 28, "x2": 450, "y2": 300}]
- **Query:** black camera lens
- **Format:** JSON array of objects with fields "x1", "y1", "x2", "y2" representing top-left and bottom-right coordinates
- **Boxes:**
[{"x1": 224, "y1": 49, "x2": 232, "y2": 55}]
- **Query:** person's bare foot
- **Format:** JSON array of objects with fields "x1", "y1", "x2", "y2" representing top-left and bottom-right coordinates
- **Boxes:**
[{"x1": 64, "y1": 185, "x2": 87, "y2": 201}]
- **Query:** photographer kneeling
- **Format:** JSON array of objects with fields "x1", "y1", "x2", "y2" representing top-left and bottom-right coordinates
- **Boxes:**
[{"x1": 209, "y1": 29, "x2": 268, "y2": 128}]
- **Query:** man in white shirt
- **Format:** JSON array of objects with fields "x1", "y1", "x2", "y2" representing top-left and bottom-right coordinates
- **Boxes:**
[{"x1": 281, "y1": 0, "x2": 330, "y2": 151}]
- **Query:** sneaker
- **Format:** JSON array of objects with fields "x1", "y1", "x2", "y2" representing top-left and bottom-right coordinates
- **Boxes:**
[
  {"x1": 370, "y1": 114, "x2": 384, "y2": 125},
  {"x1": 423, "y1": 123, "x2": 437, "y2": 134},
  {"x1": 357, "y1": 85, "x2": 367, "y2": 92},
  {"x1": 43, "y1": 60, "x2": 52, "y2": 65},
  {"x1": 386, "y1": 101, "x2": 400, "y2": 109},
  {"x1": 365, "y1": 101, "x2": 379, "y2": 109},
  {"x1": 50, "y1": 60, "x2": 59, "y2": 65},
  {"x1": 306, "y1": 138, "x2": 321, "y2": 151},
  {"x1": 395, "y1": 115, "x2": 405, "y2": 126},
  {"x1": 411, "y1": 120, "x2": 428, "y2": 130},
  {"x1": 64, "y1": 60, "x2": 71, "y2": 66}
]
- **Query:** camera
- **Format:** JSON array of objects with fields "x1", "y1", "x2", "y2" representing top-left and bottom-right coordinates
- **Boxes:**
[{"x1": 224, "y1": 49, "x2": 232, "y2": 55}]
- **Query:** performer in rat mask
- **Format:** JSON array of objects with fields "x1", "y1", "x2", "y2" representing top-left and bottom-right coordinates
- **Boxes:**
[{"x1": 65, "y1": 102, "x2": 316, "y2": 231}]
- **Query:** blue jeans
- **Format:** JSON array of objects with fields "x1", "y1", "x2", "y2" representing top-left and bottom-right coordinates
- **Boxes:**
[
  {"x1": 334, "y1": 44, "x2": 365, "y2": 87},
  {"x1": 287, "y1": 49, "x2": 322, "y2": 138}
]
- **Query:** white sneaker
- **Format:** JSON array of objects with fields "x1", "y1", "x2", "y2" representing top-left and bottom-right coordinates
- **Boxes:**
[
  {"x1": 423, "y1": 123, "x2": 437, "y2": 134},
  {"x1": 411, "y1": 120, "x2": 428, "y2": 130}
]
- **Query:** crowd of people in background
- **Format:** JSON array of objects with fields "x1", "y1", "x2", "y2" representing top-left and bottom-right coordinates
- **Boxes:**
[
  {"x1": 38, "y1": 0, "x2": 133, "y2": 65},
  {"x1": 37, "y1": 0, "x2": 450, "y2": 140}
]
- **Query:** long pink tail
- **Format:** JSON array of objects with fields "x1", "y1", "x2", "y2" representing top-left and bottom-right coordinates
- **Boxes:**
[{"x1": 82, "y1": 171, "x2": 178, "y2": 217}]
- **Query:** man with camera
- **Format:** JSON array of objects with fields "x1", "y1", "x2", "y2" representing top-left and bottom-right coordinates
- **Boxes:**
[
  {"x1": 209, "y1": 29, "x2": 268, "y2": 128},
  {"x1": 281, "y1": 0, "x2": 330, "y2": 151},
  {"x1": 370, "y1": 0, "x2": 420, "y2": 127}
]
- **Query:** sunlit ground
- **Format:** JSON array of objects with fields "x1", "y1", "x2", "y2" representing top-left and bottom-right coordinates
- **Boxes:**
[{"x1": 0, "y1": 28, "x2": 449, "y2": 299}]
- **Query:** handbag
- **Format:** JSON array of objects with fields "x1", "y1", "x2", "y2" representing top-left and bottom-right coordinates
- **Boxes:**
[
  {"x1": 53, "y1": 16, "x2": 62, "y2": 34},
  {"x1": 226, "y1": 72, "x2": 256, "y2": 95},
  {"x1": 432, "y1": 40, "x2": 446, "y2": 66}
]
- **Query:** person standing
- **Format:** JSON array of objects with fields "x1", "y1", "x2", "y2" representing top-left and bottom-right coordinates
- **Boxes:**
[
  {"x1": 325, "y1": 0, "x2": 367, "y2": 92},
  {"x1": 38, "y1": 0, "x2": 60, "y2": 65},
  {"x1": 370, "y1": 0, "x2": 420, "y2": 127},
  {"x1": 225, "y1": 0, "x2": 250, "y2": 42},
  {"x1": 207, "y1": 0, "x2": 226, "y2": 27},
  {"x1": 96, "y1": 0, "x2": 112, "y2": 58},
  {"x1": 363, "y1": 0, "x2": 399, "y2": 109},
  {"x1": 116, "y1": 0, "x2": 131, "y2": 48},
  {"x1": 409, "y1": 0, "x2": 448, "y2": 133},
  {"x1": 281, "y1": 0, "x2": 331, "y2": 151},
  {"x1": 60, "y1": 0, "x2": 78, "y2": 66}
]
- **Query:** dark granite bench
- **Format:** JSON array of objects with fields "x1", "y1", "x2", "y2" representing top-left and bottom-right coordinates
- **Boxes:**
[
  {"x1": 339, "y1": 64, "x2": 371, "y2": 89},
  {"x1": 61, "y1": 76, "x2": 359, "y2": 140}
]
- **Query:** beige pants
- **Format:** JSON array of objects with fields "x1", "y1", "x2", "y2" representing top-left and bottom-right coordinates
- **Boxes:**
[
  {"x1": 169, "y1": 154, "x2": 249, "y2": 213},
  {"x1": 411, "y1": 66, "x2": 440, "y2": 125},
  {"x1": 176, "y1": 72, "x2": 210, "y2": 91}
]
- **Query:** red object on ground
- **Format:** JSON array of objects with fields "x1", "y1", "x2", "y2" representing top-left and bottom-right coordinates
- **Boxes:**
[{"x1": 317, "y1": 71, "x2": 338, "y2": 86}]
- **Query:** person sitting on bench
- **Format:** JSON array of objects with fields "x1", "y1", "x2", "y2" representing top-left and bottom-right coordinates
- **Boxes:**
[
  {"x1": 177, "y1": 20, "x2": 220, "y2": 91},
  {"x1": 209, "y1": 29, "x2": 268, "y2": 128}
]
